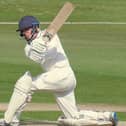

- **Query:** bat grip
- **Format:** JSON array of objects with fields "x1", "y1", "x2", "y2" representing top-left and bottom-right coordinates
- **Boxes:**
[{"x1": 42, "y1": 31, "x2": 53, "y2": 41}]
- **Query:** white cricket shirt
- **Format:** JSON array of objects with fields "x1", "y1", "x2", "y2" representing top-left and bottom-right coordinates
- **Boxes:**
[{"x1": 24, "y1": 30, "x2": 70, "y2": 72}]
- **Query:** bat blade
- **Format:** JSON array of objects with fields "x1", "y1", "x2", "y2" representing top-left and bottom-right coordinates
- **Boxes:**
[{"x1": 43, "y1": 2, "x2": 75, "y2": 40}]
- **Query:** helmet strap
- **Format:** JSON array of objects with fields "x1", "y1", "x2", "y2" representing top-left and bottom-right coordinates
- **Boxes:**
[{"x1": 27, "y1": 25, "x2": 38, "y2": 44}]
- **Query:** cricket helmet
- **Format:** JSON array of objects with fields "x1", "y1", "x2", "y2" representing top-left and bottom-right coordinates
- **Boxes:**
[{"x1": 16, "y1": 16, "x2": 39, "y2": 32}]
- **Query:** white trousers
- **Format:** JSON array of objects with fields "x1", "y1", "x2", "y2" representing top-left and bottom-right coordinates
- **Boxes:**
[
  {"x1": 32, "y1": 67, "x2": 112, "y2": 120},
  {"x1": 5, "y1": 67, "x2": 112, "y2": 123},
  {"x1": 32, "y1": 67, "x2": 78, "y2": 118}
]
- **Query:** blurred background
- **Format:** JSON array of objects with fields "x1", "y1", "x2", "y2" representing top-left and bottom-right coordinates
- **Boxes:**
[{"x1": 0, "y1": 0, "x2": 126, "y2": 116}]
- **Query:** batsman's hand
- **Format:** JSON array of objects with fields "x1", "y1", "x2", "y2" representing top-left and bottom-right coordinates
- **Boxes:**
[{"x1": 27, "y1": 39, "x2": 48, "y2": 63}]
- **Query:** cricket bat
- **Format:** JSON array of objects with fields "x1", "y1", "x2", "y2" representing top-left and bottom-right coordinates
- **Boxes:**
[{"x1": 43, "y1": 2, "x2": 75, "y2": 41}]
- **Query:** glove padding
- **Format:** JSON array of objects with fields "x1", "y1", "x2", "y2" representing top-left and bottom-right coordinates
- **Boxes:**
[
  {"x1": 25, "y1": 34, "x2": 58, "y2": 64},
  {"x1": 29, "y1": 40, "x2": 48, "y2": 63},
  {"x1": 31, "y1": 41, "x2": 47, "y2": 53}
]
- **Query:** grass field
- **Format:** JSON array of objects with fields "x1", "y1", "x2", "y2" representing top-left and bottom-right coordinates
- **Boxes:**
[
  {"x1": 0, "y1": 0, "x2": 126, "y2": 121},
  {"x1": 0, "y1": 24, "x2": 126, "y2": 104},
  {"x1": 1, "y1": 0, "x2": 126, "y2": 22}
]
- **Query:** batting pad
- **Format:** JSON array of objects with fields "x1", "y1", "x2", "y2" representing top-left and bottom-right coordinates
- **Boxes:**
[{"x1": 4, "y1": 71, "x2": 32, "y2": 123}]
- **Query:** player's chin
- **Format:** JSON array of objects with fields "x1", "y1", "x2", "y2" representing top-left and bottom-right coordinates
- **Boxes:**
[{"x1": 24, "y1": 36, "x2": 30, "y2": 41}]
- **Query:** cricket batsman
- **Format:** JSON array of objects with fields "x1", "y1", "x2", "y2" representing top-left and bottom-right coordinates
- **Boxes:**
[{"x1": 0, "y1": 16, "x2": 118, "y2": 126}]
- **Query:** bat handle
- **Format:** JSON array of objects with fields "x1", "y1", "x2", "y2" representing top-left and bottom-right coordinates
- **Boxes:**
[{"x1": 42, "y1": 31, "x2": 53, "y2": 41}]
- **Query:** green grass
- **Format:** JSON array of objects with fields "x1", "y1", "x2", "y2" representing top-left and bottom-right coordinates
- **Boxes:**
[
  {"x1": 0, "y1": 0, "x2": 126, "y2": 122},
  {"x1": 0, "y1": 0, "x2": 126, "y2": 120},
  {"x1": 1, "y1": 0, "x2": 126, "y2": 105},
  {"x1": 63, "y1": 25, "x2": 126, "y2": 104},
  {"x1": 0, "y1": 24, "x2": 126, "y2": 104},
  {"x1": 0, "y1": 111, "x2": 125, "y2": 121},
  {"x1": 21, "y1": 111, "x2": 62, "y2": 121},
  {"x1": 0, "y1": 111, "x2": 62, "y2": 121},
  {"x1": 1, "y1": 0, "x2": 126, "y2": 22}
]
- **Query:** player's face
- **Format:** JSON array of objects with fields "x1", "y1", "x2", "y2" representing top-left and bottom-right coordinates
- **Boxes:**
[{"x1": 22, "y1": 28, "x2": 33, "y2": 41}]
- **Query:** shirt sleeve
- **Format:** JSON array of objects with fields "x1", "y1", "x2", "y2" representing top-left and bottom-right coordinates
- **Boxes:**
[{"x1": 45, "y1": 34, "x2": 59, "y2": 60}]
